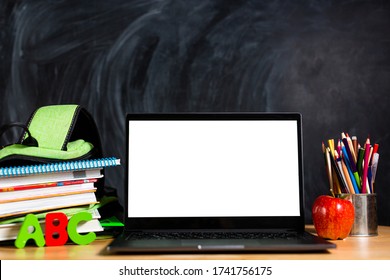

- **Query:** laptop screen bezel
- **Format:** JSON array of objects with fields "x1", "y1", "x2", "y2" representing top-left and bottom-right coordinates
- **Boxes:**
[{"x1": 124, "y1": 112, "x2": 305, "y2": 231}]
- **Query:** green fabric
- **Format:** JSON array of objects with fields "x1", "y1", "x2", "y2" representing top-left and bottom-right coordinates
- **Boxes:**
[
  {"x1": 27, "y1": 104, "x2": 78, "y2": 150},
  {"x1": 0, "y1": 140, "x2": 93, "y2": 160},
  {"x1": 0, "y1": 104, "x2": 95, "y2": 161}
]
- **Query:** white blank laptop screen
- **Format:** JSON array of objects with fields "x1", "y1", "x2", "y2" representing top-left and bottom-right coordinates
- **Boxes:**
[{"x1": 128, "y1": 120, "x2": 300, "y2": 218}]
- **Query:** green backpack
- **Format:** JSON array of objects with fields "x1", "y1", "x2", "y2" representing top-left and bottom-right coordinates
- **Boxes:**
[{"x1": 0, "y1": 104, "x2": 105, "y2": 195}]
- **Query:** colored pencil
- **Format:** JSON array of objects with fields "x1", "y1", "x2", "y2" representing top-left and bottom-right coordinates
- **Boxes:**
[
  {"x1": 328, "y1": 139, "x2": 335, "y2": 157},
  {"x1": 329, "y1": 150, "x2": 348, "y2": 194},
  {"x1": 362, "y1": 138, "x2": 371, "y2": 193},
  {"x1": 341, "y1": 158, "x2": 355, "y2": 194},
  {"x1": 342, "y1": 132, "x2": 357, "y2": 164},
  {"x1": 341, "y1": 143, "x2": 360, "y2": 193},
  {"x1": 322, "y1": 142, "x2": 334, "y2": 196},
  {"x1": 352, "y1": 136, "x2": 358, "y2": 158},
  {"x1": 357, "y1": 147, "x2": 365, "y2": 177},
  {"x1": 323, "y1": 133, "x2": 379, "y2": 194}
]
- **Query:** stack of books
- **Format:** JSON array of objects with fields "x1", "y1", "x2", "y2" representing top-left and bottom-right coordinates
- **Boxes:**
[{"x1": 0, "y1": 157, "x2": 120, "y2": 241}]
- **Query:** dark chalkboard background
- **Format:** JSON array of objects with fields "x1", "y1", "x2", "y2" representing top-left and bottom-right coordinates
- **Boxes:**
[{"x1": 1, "y1": 0, "x2": 389, "y2": 225}]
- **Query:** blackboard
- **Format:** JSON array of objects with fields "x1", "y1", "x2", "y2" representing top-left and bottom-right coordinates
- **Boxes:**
[{"x1": 1, "y1": 0, "x2": 389, "y2": 225}]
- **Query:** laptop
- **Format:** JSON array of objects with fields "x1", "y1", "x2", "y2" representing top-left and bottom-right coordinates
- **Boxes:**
[{"x1": 106, "y1": 112, "x2": 335, "y2": 253}]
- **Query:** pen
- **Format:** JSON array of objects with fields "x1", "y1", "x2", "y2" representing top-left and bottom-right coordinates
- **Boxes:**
[
  {"x1": 369, "y1": 143, "x2": 379, "y2": 166},
  {"x1": 371, "y1": 153, "x2": 379, "y2": 193},
  {"x1": 367, "y1": 167, "x2": 373, "y2": 194},
  {"x1": 372, "y1": 143, "x2": 379, "y2": 157}
]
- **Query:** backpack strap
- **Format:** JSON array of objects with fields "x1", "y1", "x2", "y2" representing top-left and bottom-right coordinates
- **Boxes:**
[
  {"x1": 23, "y1": 105, "x2": 78, "y2": 150},
  {"x1": 1, "y1": 104, "x2": 103, "y2": 162},
  {"x1": 22, "y1": 105, "x2": 102, "y2": 156}
]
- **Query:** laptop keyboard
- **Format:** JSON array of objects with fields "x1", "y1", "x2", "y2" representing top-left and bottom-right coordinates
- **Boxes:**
[{"x1": 126, "y1": 231, "x2": 300, "y2": 240}]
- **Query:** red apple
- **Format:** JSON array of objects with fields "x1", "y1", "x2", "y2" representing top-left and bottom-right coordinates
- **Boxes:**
[{"x1": 312, "y1": 195, "x2": 355, "y2": 240}]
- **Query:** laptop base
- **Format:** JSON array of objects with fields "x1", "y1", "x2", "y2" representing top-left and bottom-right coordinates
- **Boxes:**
[{"x1": 106, "y1": 231, "x2": 336, "y2": 254}]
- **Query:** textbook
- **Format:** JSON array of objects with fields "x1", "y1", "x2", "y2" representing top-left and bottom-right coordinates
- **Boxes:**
[
  {"x1": 0, "y1": 169, "x2": 103, "y2": 188},
  {"x1": 0, "y1": 178, "x2": 97, "y2": 193},
  {"x1": 0, "y1": 181, "x2": 96, "y2": 203},
  {"x1": 0, "y1": 157, "x2": 120, "y2": 177},
  {"x1": 0, "y1": 191, "x2": 98, "y2": 219}
]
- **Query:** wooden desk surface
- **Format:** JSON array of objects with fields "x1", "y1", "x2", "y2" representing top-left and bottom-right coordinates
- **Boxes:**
[{"x1": 1, "y1": 226, "x2": 390, "y2": 260}]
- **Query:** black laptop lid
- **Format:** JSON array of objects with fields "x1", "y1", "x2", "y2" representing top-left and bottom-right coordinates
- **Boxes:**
[{"x1": 125, "y1": 113, "x2": 305, "y2": 231}]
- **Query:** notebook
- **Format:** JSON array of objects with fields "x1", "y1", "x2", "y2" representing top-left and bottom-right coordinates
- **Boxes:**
[
  {"x1": 106, "y1": 112, "x2": 335, "y2": 253},
  {"x1": 0, "y1": 157, "x2": 120, "y2": 177}
]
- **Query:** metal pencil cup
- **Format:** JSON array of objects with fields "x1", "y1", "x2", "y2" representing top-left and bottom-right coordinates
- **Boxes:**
[{"x1": 349, "y1": 194, "x2": 378, "y2": 237}]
